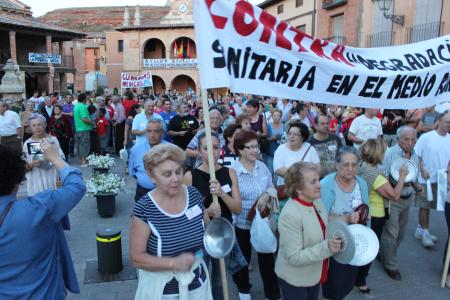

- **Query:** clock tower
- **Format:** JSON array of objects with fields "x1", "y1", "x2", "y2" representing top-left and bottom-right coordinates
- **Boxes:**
[{"x1": 161, "y1": 0, "x2": 193, "y2": 25}]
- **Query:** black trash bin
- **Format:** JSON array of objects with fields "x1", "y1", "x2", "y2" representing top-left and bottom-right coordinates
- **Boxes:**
[{"x1": 96, "y1": 228, "x2": 123, "y2": 274}]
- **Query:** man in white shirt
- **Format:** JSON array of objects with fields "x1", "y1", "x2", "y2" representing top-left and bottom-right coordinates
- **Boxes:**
[
  {"x1": 232, "y1": 95, "x2": 245, "y2": 116},
  {"x1": 414, "y1": 111, "x2": 450, "y2": 248},
  {"x1": 28, "y1": 91, "x2": 40, "y2": 110},
  {"x1": 0, "y1": 100, "x2": 22, "y2": 153},
  {"x1": 348, "y1": 108, "x2": 383, "y2": 149},
  {"x1": 131, "y1": 99, "x2": 163, "y2": 145}
]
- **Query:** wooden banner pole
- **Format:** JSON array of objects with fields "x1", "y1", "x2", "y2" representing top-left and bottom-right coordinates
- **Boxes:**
[{"x1": 201, "y1": 89, "x2": 229, "y2": 300}]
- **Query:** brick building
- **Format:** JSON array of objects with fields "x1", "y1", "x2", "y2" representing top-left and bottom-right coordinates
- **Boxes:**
[
  {"x1": 0, "y1": 0, "x2": 84, "y2": 97},
  {"x1": 108, "y1": 0, "x2": 198, "y2": 94},
  {"x1": 39, "y1": 5, "x2": 163, "y2": 92}
]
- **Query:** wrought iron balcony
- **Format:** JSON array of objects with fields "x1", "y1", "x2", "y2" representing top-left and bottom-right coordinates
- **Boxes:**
[
  {"x1": 322, "y1": 0, "x2": 348, "y2": 10},
  {"x1": 365, "y1": 31, "x2": 392, "y2": 48},
  {"x1": 406, "y1": 22, "x2": 442, "y2": 43},
  {"x1": 324, "y1": 35, "x2": 347, "y2": 45}
]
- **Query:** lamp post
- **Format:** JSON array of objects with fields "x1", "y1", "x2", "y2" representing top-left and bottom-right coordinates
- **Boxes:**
[{"x1": 375, "y1": 0, "x2": 404, "y2": 26}]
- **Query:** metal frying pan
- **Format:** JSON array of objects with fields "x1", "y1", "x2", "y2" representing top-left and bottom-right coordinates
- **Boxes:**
[{"x1": 203, "y1": 217, "x2": 236, "y2": 259}]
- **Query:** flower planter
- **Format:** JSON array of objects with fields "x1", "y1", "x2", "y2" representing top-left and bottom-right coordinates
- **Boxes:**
[
  {"x1": 93, "y1": 167, "x2": 109, "y2": 176},
  {"x1": 96, "y1": 194, "x2": 116, "y2": 217}
]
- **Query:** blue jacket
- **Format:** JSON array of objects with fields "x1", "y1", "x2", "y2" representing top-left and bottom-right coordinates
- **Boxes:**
[
  {"x1": 320, "y1": 172, "x2": 370, "y2": 216},
  {"x1": 0, "y1": 167, "x2": 85, "y2": 299}
]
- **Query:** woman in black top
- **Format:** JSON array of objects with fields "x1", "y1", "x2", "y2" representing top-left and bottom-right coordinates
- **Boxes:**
[{"x1": 183, "y1": 130, "x2": 242, "y2": 299}]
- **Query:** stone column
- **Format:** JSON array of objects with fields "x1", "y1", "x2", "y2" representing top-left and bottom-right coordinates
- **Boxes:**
[
  {"x1": 9, "y1": 31, "x2": 17, "y2": 63},
  {"x1": 46, "y1": 35, "x2": 54, "y2": 93}
]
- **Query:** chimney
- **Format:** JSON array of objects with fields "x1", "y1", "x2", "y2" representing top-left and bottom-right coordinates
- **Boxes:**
[
  {"x1": 134, "y1": 5, "x2": 141, "y2": 26},
  {"x1": 123, "y1": 6, "x2": 130, "y2": 26}
]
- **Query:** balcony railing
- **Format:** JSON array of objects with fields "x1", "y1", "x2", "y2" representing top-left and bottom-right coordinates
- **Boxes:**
[
  {"x1": 322, "y1": 0, "x2": 347, "y2": 10},
  {"x1": 365, "y1": 31, "x2": 392, "y2": 48},
  {"x1": 406, "y1": 22, "x2": 442, "y2": 43},
  {"x1": 324, "y1": 36, "x2": 346, "y2": 45}
]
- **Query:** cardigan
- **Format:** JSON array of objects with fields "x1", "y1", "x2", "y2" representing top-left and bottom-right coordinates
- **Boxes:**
[
  {"x1": 275, "y1": 198, "x2": 333, "y2": 287},
  {"x1": 320, "y1": 172, "x2": 370, "y2": 216}
]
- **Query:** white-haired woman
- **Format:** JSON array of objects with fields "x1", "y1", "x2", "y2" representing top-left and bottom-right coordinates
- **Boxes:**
[{"x1": 23, "y1": 113, "x2": 64, "y2": 196}]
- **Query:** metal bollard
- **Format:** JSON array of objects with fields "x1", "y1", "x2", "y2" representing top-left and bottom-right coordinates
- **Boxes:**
[{"x1": 96, "y1": 228, "x2": 123, "y2": 274}]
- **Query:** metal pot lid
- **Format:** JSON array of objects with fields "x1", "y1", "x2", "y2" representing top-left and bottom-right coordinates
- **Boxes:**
[
  {"x1": 325, "y1": 220, "x2": 355, "y2": 265},
  {"x1": 390, "y1": 158, "x2": 417, "y2": 183},
  {"x1": 203, "y1": 217, "x2": 236, "y2": 259},
  {"x1": 348, "y1": 224, "x2": 379, "y2": 266}
]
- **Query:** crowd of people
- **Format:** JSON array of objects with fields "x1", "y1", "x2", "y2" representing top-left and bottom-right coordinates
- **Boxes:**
[{"x1": 0, "y1": 89, "x2": 450, "y2": 299}]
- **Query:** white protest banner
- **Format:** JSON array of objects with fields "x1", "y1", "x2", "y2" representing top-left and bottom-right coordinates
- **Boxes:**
[
  {"x1": 143, "y1": 58, "x2": 198, "y2": 68},
  {"x1": 28, "y1": 52, "x2": 61, "y2": 64},
  {"x1": 121, "y1": 72, "x2": 153, "y2": 88},
  {"x1": 194, "y1": 0, "x2": 450, "y2": 109}
]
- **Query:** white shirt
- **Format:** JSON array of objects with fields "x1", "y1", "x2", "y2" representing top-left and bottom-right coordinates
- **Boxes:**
[
  {"x1": 273, "y1": 142, "x2": 320, "y2": 185},
  {"x1": 349, "y1": 114, "x2": 382, "y2": 149},
  {"x1": 233, "y1": 103, "x2": 244, "y2": 116},
  {"x1": 0, "y1": 110, "x2": 21, "y2": 136},
  {"x1": 277, "y1": 101, "x2": 292, "y2": 123},
  {"x1": 28, "y1": 96, "x2": 40, "y2": 110},
  {"x1": 131, "y1": 112, "x2": 164, "y2": 145},
  {"x1": 414, "y1": 130, "x2": 450, "y2": 184}
]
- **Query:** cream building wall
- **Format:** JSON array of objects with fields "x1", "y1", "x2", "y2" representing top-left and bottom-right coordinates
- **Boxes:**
[
  {"x1": 260, "y1": 0, "x2": 315, "y2": 35},
  {"x1": 105, "y1": 31, "x2": 124, "y2": 90},
  {"x1": 360, "y1": 0, "x2": 449, "y2": 47}
]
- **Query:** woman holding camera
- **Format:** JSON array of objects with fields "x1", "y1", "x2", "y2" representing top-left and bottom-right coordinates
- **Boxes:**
[
  {"x1": 23, "y1": 113, "x2": 64, "y2": 196},
  {"x1": 0, "y1": 140, "x2": 85, "y2": 299}
]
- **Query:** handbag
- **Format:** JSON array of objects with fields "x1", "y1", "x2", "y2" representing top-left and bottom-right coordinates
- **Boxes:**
[
  {"x1": 250, "y1": 210, "x2": 277, "y2": 253},
  {"x1": 276, "y1": 144, "x2": 312, "y2": 200}
]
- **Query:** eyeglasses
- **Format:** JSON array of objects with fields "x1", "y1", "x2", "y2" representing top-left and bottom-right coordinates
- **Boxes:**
[{"x1": 243, "y1": 144, "x2": 259, "y2": 150}]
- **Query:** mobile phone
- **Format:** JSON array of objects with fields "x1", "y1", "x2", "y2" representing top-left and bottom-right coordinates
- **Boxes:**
[{"x1": 27, "y1": 142, "x2": 43, "y2": 155}]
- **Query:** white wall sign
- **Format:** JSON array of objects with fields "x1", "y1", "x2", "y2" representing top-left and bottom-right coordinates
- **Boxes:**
[
  {"x1": 28, "y1": 52, "x2": 61, "y2": 64},
  {"x1": 143, "y1": 58, "x2": 198, "y2": 69}
]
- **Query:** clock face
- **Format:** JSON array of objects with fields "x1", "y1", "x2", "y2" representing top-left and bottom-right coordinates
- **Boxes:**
[{"x1": 179, "y1": 2, "x2": 188, "y2": 13}]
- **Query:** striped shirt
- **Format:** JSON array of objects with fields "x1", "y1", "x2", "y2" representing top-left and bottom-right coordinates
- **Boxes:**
[
  {"x1": 132, "y1": 186, "x2": 206, "y2": 295},
  {"x1": 231, "y1": 159, "x2": 275, "y2": 230}
]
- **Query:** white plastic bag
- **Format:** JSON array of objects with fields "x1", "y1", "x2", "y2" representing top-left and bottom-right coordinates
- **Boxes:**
[
  {"x1": 250, "y1": 210, "x2": 277, "y2": 253},
  {"x1": 437, "y1": 169, "x2": 448, "y2": 211},
  {"x1": 426, "y1": 179, "x2": 433, "y2": 202},
  {"x1": 119, "y1": 147, "x2": 128, "y2": 162}
]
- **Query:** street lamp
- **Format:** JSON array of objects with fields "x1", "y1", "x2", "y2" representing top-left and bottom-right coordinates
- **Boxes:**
[{"x1": 375, "y1": 0, "x2": 404, "y2": 26}]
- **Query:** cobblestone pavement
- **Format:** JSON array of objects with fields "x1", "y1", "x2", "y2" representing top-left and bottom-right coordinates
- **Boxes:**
[{"x1": 22, "y1": 158, "x2": 449, "y2": 300}]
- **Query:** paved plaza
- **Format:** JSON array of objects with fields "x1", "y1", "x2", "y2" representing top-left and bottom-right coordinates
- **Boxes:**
[{"x1": 21, "y1": 158, "x2": 449, "y2": 300}]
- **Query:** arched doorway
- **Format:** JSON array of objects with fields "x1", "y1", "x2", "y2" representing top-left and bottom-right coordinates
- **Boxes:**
[
  {"x1": 171, "y1": 74, "x2": 196, "y2": 92},
  {"x1": 143, "y1": 38, "x2": 166, "y2": 59},
  {"x1": 171, "y1": 37, "x2": 196, "y2": 59},
  {"x1": 152, "y1": 75, "x2": 166, "y2": 95}
]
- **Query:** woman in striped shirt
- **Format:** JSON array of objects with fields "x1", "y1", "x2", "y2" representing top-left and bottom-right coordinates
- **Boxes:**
[
  {"x1": 231, "y1": 129, "x2": 281, "y2": 300},
  {"x1": 355, "y1": 139, "x2": 408, "y2": 294},
  {"x1": 130, "y1": 143, "x2": 219, "y2": 299}
]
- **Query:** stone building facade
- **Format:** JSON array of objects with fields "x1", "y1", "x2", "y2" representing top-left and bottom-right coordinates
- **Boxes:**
[{"x1": 107, "y1": 1, "x2": 198, "y2": 94}]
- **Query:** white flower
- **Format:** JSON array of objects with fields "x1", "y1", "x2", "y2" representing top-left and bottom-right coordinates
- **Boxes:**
[
  {"x1": 87, "y1": 154, "x2": 116, "y2": 169},
  {"x1": 86, "y1": 173, "x2": 126, "y2": 196}
]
